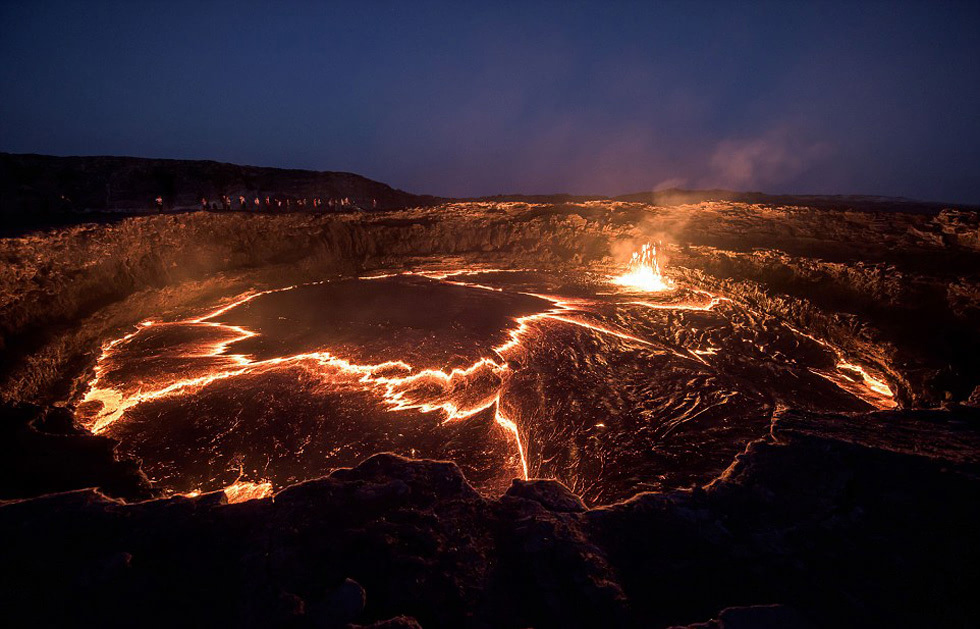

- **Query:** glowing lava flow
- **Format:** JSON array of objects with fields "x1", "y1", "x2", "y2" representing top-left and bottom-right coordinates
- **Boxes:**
[
  {"x1": 81, "y1": 286, "x2": 298, "y2": 433},
  {"x1": 494, "y1": 402, "x2": 528, "y2": 479},
  {"x1": 182, "y1": 479, "x2": 274, "y2": 503},
  {"x1": 78, "y1": 263, "x2": 898, "y2": 499},
  {"x1": 611, "y1": 248, "x2": 896, "y2": 409},
  {"x1": 611, "y1": 243, "x2": 675, "y2": 292},
  {"x1": 78, "y1": 270, "x2": 664, "y2": 488},
  {"x1": 626, "y1": 287, "x2": 730, "y2": 312},
  {"x1": 494, "y1": 293, "x2": 655, "y2": 355},
  {"x1": 222, "y1": 480, "x2": 274, "y2": 503},
  {"x1": 782, "y1": 322, "x2": 897, "y2": 410}
]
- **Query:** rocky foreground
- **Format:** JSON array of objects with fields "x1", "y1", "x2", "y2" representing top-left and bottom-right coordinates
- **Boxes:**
[{"x1": 2, "y1": 405, "x2": 978, "y2": 628}]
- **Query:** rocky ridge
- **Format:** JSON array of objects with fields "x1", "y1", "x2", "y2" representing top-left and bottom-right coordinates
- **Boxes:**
[
  {"x1": 2, "y1": 200, "x2": 977, "y2": 407},
  {"x1": 0, "y1": 152, "x2": 443, "y2": 231}
]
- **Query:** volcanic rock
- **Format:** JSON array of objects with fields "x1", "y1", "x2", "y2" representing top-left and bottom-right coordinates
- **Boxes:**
[
  {"x1": 0, "y1": 402, "x2": 153, "y2": 500},
  {"x1": 669, "y1": 604, "x2": 813, "y2": 629},
  {"x1": 1, "y1": 407, "x2": 976, "y2": 628},
  {"x1": 350, "y1": 617, "x2": 423, "y2": 629},
  {"x1": 504, "y1": 478, "x2": 588, "y2": 512}
]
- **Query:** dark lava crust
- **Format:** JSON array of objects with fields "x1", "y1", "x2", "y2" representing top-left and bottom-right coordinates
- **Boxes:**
[{"x1": 2, "y1": 404, "x2": 979, "y2": 628}]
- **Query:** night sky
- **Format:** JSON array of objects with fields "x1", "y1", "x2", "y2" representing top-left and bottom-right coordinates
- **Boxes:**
[{"x1": 2, "y1": 1, "x2": 978, "y2": 202}]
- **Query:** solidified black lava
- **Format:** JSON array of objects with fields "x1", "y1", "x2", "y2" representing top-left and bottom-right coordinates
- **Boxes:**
[{"x1": 223, "y1": 276, "x2": 551, "y2": 366}]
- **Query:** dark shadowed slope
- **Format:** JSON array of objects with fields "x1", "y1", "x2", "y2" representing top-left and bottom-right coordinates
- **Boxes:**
[{"x1": 0, "y1": 153, "x2": 443, "y2": 231}]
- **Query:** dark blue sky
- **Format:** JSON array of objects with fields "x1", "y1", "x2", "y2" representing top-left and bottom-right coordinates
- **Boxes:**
[{"x1": 2, "y1": 1, "x2": 978, "y2": 202}]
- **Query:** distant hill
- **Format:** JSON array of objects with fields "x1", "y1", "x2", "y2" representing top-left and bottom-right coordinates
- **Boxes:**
[
  {"x1": 466, "y1": 193, "x2": 607, "y2": 204},
  {"x1": 0, "y1": 153, "x2": 443, "y2": 231},
  {"x1": 613, "y1": 188, "x2": 978, "y2": 214},
  {"x1": 3, "y1": 153, "x2": 976, "y2": 234},
  {"x1": 471, "y1": 188, "x2": 977, "y2": 214}
]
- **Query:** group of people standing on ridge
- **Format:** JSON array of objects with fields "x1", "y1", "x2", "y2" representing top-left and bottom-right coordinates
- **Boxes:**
[{"x1": 153, "y1": 195, "x2": 378, "y2": 212}]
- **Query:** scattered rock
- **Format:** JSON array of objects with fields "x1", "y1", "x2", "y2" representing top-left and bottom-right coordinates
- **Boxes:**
[
  {"x1": 670, "y1": 604, "x2": 812, "y2": 629},
  {"x1": 0, "y1": 402, "x2": 154, "y2": 500},
  {"x1": 349, "y1": 616, "x2": 422, "y2": 629},
  {"x1": 505, "y1": 478, "x2": 588, "y2": 512},
  {"x1": 307, "y1": 578, "x2": 366, "y2": 628}
]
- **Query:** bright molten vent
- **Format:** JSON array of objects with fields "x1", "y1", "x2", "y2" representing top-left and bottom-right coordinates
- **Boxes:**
[{"x1": 611, "y1": 243, "x2": 675, "y2": 292}]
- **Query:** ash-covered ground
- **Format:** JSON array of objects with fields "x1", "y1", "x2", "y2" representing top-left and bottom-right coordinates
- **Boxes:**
[{"x1": 2, "y1": 199, "x2": 979, "y2": 628}]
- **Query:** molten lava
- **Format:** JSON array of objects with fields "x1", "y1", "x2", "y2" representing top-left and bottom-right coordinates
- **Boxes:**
[
  {"x1": 75, "y1": 265, "x2": 898, "y2": 505},
  {"x1": 611, "y1": 243, "x2": 675, "y2": 292},
  {"x1": 222, "y1": 480, "x2": 274, "y2": 503}
]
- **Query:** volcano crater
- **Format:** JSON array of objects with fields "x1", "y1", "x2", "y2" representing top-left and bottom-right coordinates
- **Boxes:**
[{"x1": 73, "y1": 266, "x2": 893, "y2": 505}]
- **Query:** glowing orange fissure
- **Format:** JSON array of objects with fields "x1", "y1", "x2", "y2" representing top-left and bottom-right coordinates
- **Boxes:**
[{"x1": 782, "y1": 322, "x2": 897, "y2": 410}]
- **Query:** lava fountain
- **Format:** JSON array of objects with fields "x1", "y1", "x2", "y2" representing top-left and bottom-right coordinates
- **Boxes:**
[{"x1": 611, "y1": 243, "x2": 675, "y2": 292}]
